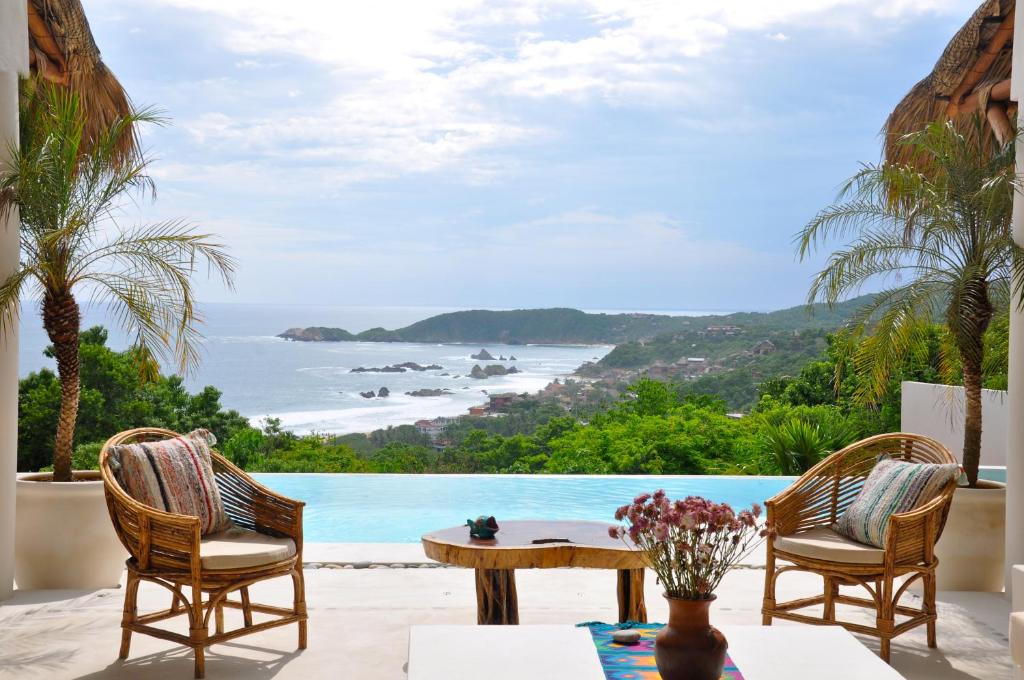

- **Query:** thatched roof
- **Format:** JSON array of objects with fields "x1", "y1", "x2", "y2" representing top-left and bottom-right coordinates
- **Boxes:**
[
  {"x1": 26, "y1": 0, "x2": 138, "y2": 162},
  {"x1": 884, "y1": 0, "x2": 1014, "y2": 166}
]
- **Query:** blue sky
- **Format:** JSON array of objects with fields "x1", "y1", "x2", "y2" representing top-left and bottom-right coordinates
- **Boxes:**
[{"x1": 83, "y1": 0, "x2": 977, "y2": 312}]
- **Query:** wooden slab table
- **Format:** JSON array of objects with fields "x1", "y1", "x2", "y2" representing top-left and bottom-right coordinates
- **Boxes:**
[{"x1": 421, "y1": 520, "x2": 647, "y2": 625}]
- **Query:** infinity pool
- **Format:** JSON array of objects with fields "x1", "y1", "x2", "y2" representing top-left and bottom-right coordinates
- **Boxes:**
[{"x1": 252, "y1": 474, "x2": 793, "y2": 543}]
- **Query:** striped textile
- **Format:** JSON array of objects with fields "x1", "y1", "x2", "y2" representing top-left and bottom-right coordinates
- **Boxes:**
[
  {"x1": 109, "y1": 429, "x2": 231, "y2": 536},
  {"x1": 833, "y1": 454, "x2": 960, "y2": 548}
]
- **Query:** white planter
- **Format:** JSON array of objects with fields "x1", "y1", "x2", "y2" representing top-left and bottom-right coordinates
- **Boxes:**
[
  {"x1": 934, "y1": 480, "x2": 1006, "y2": 592},
  {"x1": 15, "y1": 471, "x2": 127, "y2": 590}
]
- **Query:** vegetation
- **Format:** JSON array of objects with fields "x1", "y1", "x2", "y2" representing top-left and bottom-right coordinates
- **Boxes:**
[
  {"x1": 0, "y1": 82, "x2": 233, "y2": 481},
  {"x1": 19, "y1": 328, "x2": 249, "y2": 472},
  {"x1": 799, "y1": 119, "x2": 1023, "y2": 486}
]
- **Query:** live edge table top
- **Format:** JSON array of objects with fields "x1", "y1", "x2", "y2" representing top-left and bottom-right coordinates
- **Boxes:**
[{"x1": 421, "y1": 520, "x2": 646, "y2": 570}]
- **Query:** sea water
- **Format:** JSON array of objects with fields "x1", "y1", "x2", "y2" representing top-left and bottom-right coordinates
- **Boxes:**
[{"x1": 17, "y1": 302, "x2": 612, "y2": 434}]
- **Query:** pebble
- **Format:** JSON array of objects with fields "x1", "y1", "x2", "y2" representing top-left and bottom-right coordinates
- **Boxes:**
[
  {"x1": 611, "y1": 629, "x2": 641, "y2": 645},
  {"x1": 352, "y1": 561, "x2": 372, "y2": 569}
]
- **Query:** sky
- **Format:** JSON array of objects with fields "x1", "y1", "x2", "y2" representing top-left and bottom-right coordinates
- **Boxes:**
[{"x1": 81, "y1": 0, "x2": 980, "y2": 312}]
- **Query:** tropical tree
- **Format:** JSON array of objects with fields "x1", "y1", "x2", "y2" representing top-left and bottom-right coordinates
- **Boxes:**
[
  {"x1": 797, "y1": 118, "x2": 1023, "y2": 487},
  {"x1": 0, "y1": 82, "x2": 234, "y2": 482}
]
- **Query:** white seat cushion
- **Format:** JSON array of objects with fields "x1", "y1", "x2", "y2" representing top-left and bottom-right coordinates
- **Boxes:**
[
  {"x1": 200, "y1": 526, "x2": 296, "y2": 570},
  {"x1": 774, "y1": 526, "x2": 885, "y2": 565}
]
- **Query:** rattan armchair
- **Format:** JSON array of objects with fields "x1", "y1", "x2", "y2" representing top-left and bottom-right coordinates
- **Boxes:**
[
  {"x1": 761, "y1": 432, "x2": 958, "y2": 662},
  {"x1": 100, "y1": 428, "x2": 307, "y2": 679}
]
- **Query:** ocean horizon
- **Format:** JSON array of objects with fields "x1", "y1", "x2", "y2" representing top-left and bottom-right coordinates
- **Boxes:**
[{"x1": 16, "y1": 302, "x2": 728, "y2": 435}]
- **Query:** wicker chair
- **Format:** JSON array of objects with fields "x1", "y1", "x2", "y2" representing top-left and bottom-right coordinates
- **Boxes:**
[
  {"x1": 761, "y1": 432, "x2": 958, "y2": 662},
  {"x1": 100, "y1": 428, "x2": 307, "y2": 679}
]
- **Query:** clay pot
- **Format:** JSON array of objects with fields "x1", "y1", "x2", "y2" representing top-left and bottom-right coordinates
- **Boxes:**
[{"x1": 655, "y1": 594, "x2": 728, "y2": 680}]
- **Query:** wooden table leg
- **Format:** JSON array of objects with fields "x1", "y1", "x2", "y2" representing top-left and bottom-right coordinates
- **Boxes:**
[
  {"x1": 475, "y1": 568, "x2": 519, "y2": 625},
  {"x1": 617, "y1": 569, "x2": 647, "y2": 623}
]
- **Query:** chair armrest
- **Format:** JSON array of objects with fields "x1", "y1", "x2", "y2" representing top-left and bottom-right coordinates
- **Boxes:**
[
  {"x1": 766, "y1": 459, "x2": 840, "y2": 536},
  {"x1": 885, "y1": 487, "x2": 954, "y2": 564},
  {"x1": 212, "y1": 455, "x2": 305, "y2": 545},
  {"x1": 104, "y1": 486, "x2": 202, "y2": 572}
]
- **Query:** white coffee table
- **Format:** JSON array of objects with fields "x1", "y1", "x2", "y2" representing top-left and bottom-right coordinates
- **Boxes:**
[{"x1": 407, "y1": 624, "x2": 908, "y2": 680}]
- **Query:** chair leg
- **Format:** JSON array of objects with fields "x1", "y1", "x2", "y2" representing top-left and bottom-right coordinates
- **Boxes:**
[
  {"x1": 823, "y1": 576, "x2": 837, "y2": 622},
  {"x1": 292, "y1": 566, "x2": 308, "y2": 649},
  {"x1": 240, "y1": 586, "x2": 253, "y2": 627},
  {"x1": 191, "y1": 582, "x2": 208, "y2": 679},
  {"x1": 877, "y1": 575, "x2": 895, "y2": 664},
  {"x1": 924, "y1": 570, "x2": 938, "y2": 649},
  {"x1": 215, "y1": 602, "x2": 225, "y2": 635},
  {"x1": 119, "y1": 570, "x2": 141, "y2": 660},
  {"x1": 761, "y1": 547, "x2": 776, "y2": 626},
  {"x1": 194, "y1": 644, "x2": 205, "y2": 680}
]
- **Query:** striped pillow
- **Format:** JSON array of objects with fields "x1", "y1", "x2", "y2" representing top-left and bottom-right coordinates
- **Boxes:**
[
  {"x1": 833, "y1": 455, "x2": 960, "y2": 548},
  {"x1": 109, "y1": 429, "x2": 231, "y2": 536}
]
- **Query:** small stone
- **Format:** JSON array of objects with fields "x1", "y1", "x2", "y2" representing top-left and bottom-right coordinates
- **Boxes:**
[
  {"x1": 352, "y1": 560, "x2": 372, "y2": 569},
  {"x1": 611, "y1": 629, "x2": 641, "y2": 645},
  {"x1": 306, "y1": 562, "x2": 322, "y2": 569},
  {"x1": 391, "y1": 563, "x2": 405, "y2": 569}
]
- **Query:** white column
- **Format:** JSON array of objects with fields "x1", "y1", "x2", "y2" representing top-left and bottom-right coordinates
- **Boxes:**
[
  {"x1": 1009, "y1": 1, "x2": 1024, "y2": 611},
  {"x1": 0, "y1": 2, "x2": 28, "y2": 601}
]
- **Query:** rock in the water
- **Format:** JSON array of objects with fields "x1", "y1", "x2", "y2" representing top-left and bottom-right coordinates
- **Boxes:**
[
  {"x1": 359, "y1": 390, "x2": 376, "y2": 398},
  {"x1": 394, "y1": 362, "x2": 443, "y2": 371},
  {"x1": 378, "y1": 387, "x2": 390, "y2": 397},
  {"x1": 499, "y1": 355, "x2": 506, "y2": 361},
  {"x1": 471, "y1": 349, "x2": 495, "y2": 360},
  {"x1": 351, "y1": 365, "x2": 406, "y2": 373},
  {"x1": 509, "y1": 355, "x2": 517, "y2": 361},
  {"x1": 405, "y1": 388, "x2": 452, "y2": 397},
  {"x1": 472, "y1": 364, "x2": 519, "y2": 378}
]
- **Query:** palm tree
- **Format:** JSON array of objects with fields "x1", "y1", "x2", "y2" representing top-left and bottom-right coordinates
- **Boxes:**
[
  {"x1": 797, "y1": 118, "x2": 1023, "y2": 487},
  {"x1": 0, "y1": 82, "x2": 234, "y2": 482}
]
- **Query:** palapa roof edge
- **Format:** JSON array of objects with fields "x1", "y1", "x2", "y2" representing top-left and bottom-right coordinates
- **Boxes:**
[
  {"x1": 27, "y1": 0, "x2": 139, "y2": 162},
  {"x1": 883, "y1": 0, "x2": 1015, "y2": 166}
]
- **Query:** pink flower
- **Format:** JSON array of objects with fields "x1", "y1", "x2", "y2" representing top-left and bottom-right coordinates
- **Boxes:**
[
  {"x1": 634, "y1": 493, "x2": 651, "y2": 505},
  {"x1": 653, "y1": 522, "x2": 670, "y2": 542},
  {"x1": 608, "y1": 525, "x2": 625, "y2": 539},
  {"x1": 614, "y1": 504, "x2": 630, "y2": 521}
]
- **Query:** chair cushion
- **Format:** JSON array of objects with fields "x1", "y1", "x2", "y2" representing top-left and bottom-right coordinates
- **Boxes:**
[
  {"x1": 200, "y1": 526, "x2": 297, "y2": 570},
  {"x1": 833, "y1": 455, "x2": 959, "y2": 548},
  {"x1": 774, "y1": 526, "x2": 885, "y2": 565},
  {"x1": 1011, "y1": 612, "x2": 1024, "y2": 669},
  {"x1": 108, "y1": 429, "x2": 231, "y2": 536}
]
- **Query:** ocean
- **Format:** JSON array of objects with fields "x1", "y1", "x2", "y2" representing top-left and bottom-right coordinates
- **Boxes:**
[{"x1": 16, "y1": 303, "x2": 614, "y2": 434}]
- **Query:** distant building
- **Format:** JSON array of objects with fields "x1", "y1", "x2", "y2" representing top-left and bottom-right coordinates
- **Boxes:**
[
  {"x1": 703, "y1": 325, "x2": 743, "y2": 336},
  {"x1": 467, "y1": 405, "x2": 488, "y2": 417},
  {"x1": 752, "y1": 340, "x2": 777, "y2": 356},
  {"x1": 487, "y1": 392, "x2": 519, "y2": 412},
  {"x1": 415, "y1": 416, "x2": 454, "y2": 440}
]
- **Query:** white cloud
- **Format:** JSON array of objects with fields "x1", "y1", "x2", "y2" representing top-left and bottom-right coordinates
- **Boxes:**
[
  {"x1": 104, "y1": 0, "x2": 972, "y2": 187},
  {"x1": 766, "y1": 32, "x2": 790, "y2": 41}
]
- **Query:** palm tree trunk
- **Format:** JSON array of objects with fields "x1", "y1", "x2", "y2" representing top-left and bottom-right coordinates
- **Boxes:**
[
  {"x1": 961, "y1": 354, "x2": 984, "y2": 488},
  {"x1": 42, "y1": 290, "x2": 80, "y2": 483}
]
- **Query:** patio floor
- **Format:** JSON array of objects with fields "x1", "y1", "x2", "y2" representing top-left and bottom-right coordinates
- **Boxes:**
[{"x1": 0, "y1": 546, "x2": 1012, "y2": 679}]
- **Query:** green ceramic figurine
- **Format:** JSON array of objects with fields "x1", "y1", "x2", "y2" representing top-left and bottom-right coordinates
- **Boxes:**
[{"x1": 467, "y1": 515, "x2": 499, "y2": 540}]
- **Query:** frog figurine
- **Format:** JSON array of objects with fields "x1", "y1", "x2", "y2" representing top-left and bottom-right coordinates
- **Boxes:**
[{"x1": 467, "y1": 515, "x2": 500, "y2": 540}]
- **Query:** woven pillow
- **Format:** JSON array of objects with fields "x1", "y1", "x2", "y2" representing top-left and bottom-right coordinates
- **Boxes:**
[
  {"x1": 833, "y1": 454, "x2": 960, "y2": 548},
  {"x1": 109, "y1": 429, "x2": 231, "y2": 535}
]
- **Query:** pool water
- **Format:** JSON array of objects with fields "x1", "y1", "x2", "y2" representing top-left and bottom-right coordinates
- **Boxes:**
[{"x1": 253, "y1": 474, "x2": 793, "y2": 543}]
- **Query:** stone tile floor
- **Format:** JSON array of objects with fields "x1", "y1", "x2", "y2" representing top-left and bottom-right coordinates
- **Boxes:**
[{"x1": 0, "y1": 551, "x2": 1012, "y2": 679}]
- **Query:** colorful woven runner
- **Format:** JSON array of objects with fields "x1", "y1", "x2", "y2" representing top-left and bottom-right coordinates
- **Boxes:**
[{"x1": 581, "y1": 623, "x2": 745, "y2": 680}]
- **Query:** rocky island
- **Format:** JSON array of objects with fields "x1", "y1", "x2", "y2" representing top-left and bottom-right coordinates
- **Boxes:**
[
  {"x1": 469, "y1": 364, "x2": 519, "y2": 379},
  {"x1": 350, "y1": 362, "x2": 443, "y2": 373}
]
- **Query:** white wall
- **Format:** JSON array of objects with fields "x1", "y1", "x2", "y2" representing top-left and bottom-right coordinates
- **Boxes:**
[
  {"x1": 0, "y1": 1, "x2": 28, "y2": 602},
  {"x1": 901, "y1": 381, "x2": 1008, "y2": 467}
]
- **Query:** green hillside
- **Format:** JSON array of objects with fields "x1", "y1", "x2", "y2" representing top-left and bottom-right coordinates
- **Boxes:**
[{"x1": 278, "y1": 296, "x2": 873, "y2": 345}]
